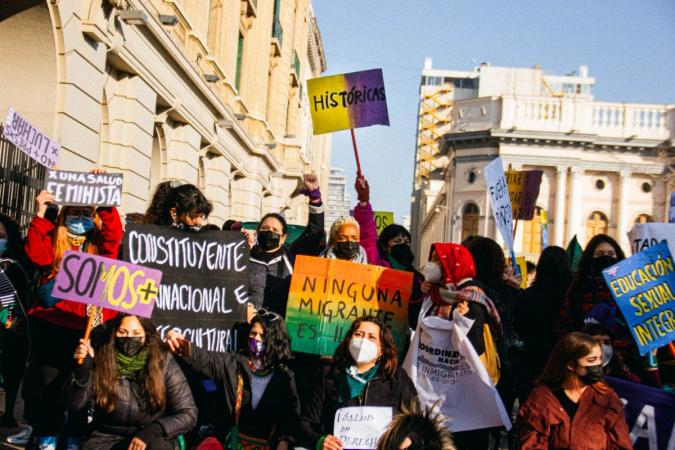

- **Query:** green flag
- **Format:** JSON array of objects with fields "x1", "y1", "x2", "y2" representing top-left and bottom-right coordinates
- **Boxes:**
[{"x1": 566, "y1": 235, "x2": 583, "y2": 271}]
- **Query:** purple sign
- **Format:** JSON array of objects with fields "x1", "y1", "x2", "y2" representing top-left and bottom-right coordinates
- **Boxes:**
[
  {"x1": 52, "y1": 251, "x2": 161, "y2": 318},
  {"x1": 2, "y1": 107, "x2": 60, "y2": 168}
]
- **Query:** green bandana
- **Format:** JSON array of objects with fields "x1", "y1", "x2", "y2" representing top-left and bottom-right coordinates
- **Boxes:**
[
  {"x1": 115, "y1": 349, "x2": 149, "y2": 378},
  {"x1": 386, "y1": 254, "x2": 407, "y2": 271},
  {"x1": 339, "y1": 365, "x2": 379, "y2": 402}
]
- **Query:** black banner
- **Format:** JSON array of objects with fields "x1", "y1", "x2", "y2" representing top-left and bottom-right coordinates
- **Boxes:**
[{"x1": 123, "y1": 224, "x2": 249, "y2": 352}]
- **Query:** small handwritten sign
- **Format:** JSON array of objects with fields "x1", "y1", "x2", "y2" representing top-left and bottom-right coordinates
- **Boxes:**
[
  {"x1": 2, "y1": 107, "x2": 60, "y2": 168},
  {"x1": 334, "y1": 406, "x2": 393, "y2": 450},
  {"x1": 46, "y1": 169, "x2": 123, "y2": 207},
  {"x1": 52, "y1": 251, "x2": 162, "y2": 318}
]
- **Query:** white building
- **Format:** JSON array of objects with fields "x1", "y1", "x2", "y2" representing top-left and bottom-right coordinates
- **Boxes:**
[
  {"x1": 411, "y1": 59, "x2": 674, "y2": 261},
  {"x1": 326, "y1": 166, "x2": 351, "y2": 232}
]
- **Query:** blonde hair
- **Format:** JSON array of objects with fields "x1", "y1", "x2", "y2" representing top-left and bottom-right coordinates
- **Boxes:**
[{"x1": 328, "y1": 216, "x2": 360, "y2": 246}]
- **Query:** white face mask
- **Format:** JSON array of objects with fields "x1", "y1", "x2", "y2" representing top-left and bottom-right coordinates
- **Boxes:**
[
  {"x1": 602, "y1": 343, "x2": 614, "y2": 367},
  {"x1": 349, "y1": 337, "x2": 379, "y2": 364},
  {"x1": 422, "y1": 261, "x2": 443, "y2": 283}
]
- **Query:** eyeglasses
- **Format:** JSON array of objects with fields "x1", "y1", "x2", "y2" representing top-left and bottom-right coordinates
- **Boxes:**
[{"x1": 256, "y1": 308, "x2": 281, "y2": 322}]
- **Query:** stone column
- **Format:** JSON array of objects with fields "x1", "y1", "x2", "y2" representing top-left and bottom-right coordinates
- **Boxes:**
[
  {"x1": 554, "y1": 167, "x2": 567, "y2": 246},
  {"x1": 230, "y1": 177, "x2": 262, "y2": 221},
  {"x1": 616, "y1": 170, "x2": 631, "y2": 252},
  {"x1": 567, "y1": 167, "x2": 582, "y2": 243}
]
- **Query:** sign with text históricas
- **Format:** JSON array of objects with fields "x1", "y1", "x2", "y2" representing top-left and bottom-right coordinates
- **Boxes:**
[
  {"x1": 52, "y1": 251, "x2": 161, "y2": 318},
  {"x1": 308, "y1": 69, "x2": 389, "y2": 135},
  {"x1": 46, "y1": 169, "x2": 123, "y2": 207},
  {"x1": 2, "y1": 107, "x2": 60, "y2": 168},
  {"x1": 123, "y1": 225, "x2": 249, "y2": 352},
  {"x1": 285, "y1": 255, "x2": 412, "y2": 356}
]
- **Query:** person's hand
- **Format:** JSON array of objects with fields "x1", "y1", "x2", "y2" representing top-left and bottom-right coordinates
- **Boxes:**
[
  {"x1": 276, "y1": 441, "x2": 289, "y2": 450},
  {"x1": 322, "y1": 435, "x2": 343, "y2": 450},
  {"x1": 421, "y1": 281, "x2": 432, "y2": 295},
  {"x1": 454, "y1": 300, "x2": 470, "y2": 316},
  {"x1": 303, "y1": 173, "x2": 319, "y2": 191},
  {"x1": 91, "y1": 168, "x2": 106, "y2": 174},
  {"x1": 74, "y1": 338, "x2": 94, "y2": 360},
  {"x1": 242, "y1": 229, "x2": 255, "y2": 248},
  {"x1": 503, "y1": 266, "x2": 522, "y2": 289},
  {"x1": 36, "y1": 190, "x2": 56, "y2": 218},
  {"x1": 128, "y1": 437, "x2": 147, "y2": 450},
  {"x1": 165, "y1": 330, "x2": 188, "y2": 355},
  {"x1": 355, "y1": 176, "x2": 369, "y2": 204},
  {"x1": 247, "y1": 303, "x2": 256, "y2": 323}
]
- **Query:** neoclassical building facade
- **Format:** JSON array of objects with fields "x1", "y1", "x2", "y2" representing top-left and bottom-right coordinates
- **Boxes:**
[
  {"x1": 411, "y1": 60, "x2": 674, "y2": 260},
  {"x1": 0, "y1": 0, "x2": 331, "y2": 226}
]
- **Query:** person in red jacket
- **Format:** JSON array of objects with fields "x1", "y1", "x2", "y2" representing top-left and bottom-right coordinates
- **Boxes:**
[
  {"x1": 23, "y1": 171, "x2": 123, "y2": 450},
  {"x1": 517, "y1": 332, "x2": 632, "y2": 450}
]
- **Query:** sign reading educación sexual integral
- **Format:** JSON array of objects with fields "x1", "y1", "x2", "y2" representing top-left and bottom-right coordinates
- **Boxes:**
[
  {"x1": 602, "y1": 241, "x2": 675, "y2": 355},
  {"x1": 307, "y1": 68, "x2": 390, "y2": 135},
  {"x1": 285, "y1": 255, "x2": 412, "y2": 356},
  {"x1": 46, "y1": 169, "x2": 123, "y2": 207},
  {"x1": 123, "y1": 224, "x2": 249, "y2": 352}
]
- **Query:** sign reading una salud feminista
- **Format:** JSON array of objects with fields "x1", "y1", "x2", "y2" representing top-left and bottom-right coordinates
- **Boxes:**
[
  {"x1": 2, "y1": 107, "x2": 60, "y2": 168},
  {"x1": 308, "y1": 68, "x2": 389, "y2": 135},
  {"x1": 285, "y1": 255, "x2": 412, "y2": 356},
  {"x1": 602, "y1": 241, "x2": 675, "y2": 355},
  {"x1": 484, "y1": 157, "x2": 515, "y2": 253},
  {"x1": 46, "y1": 169, "x2": 123, "y2": 207},
  {"x1": 123, "y1": 225, "x2": 249, "y2": 352},
  {"x1": 52, "y1": 251, "x2": 161, "y2": 318}
]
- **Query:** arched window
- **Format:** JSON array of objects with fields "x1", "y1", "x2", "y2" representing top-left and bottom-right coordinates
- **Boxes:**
[
  {"x1": 585, "y1": 211, "x2": 609, "y2": 244},
  {"x1": 635, "y1": 214, "x2": 653, "y2": 224},
  {"x1": 461, "y1": 203, "x2": 479, "y2": 243},
  {"x1": 149, "y1": 124, "x2": 167, "y2": 198}
]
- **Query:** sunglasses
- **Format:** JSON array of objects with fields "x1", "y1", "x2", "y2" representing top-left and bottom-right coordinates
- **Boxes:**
[{"x1": 256, "y1": 308, "x2": 281, "y2": 322}]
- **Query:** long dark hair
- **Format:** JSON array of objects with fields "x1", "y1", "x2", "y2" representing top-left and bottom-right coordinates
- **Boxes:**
[
  {"x1": 144, "y1": 181, "x2": 175, "y2": 225},
  {"x1": 93, "y1": 314, "x2": 166, "y2": 414},
  {"x1": 250, "y1": 314, "x2": 292, "y2": 369},
  {"x1": 466, "y1": 237, "x2": 505, "y2": 285},
  {"x1": 0, "y1": 213, "x2": 24, "y2": 260},
  {"x1": 333, "y1": 316, "x2": 398, "y2": 377},
  {"x1": 534, "y1": 246, "x2": 572, "y2": 288},
  {"x1": 575, "y1": 234, "x2": 625, "y2": 279},
  {"x1": 257, "y1": 213, "x2": 288, "y2": 235},
  {"x1": 160, "y1": 184, "x2": 212, "y2": 226}
]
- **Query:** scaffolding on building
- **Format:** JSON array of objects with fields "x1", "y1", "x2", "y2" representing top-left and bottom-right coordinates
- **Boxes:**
[{"x1": 414, "y1": 84, "x2": 453, "y2": 189}]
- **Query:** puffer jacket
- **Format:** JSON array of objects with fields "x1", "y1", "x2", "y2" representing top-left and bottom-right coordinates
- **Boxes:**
[
  {"x1": 517, "y1": 384, "x2": 632, "y2": 450},
  {"x1": 67, "y1": 353, "x2": 197, "y2": 439}
]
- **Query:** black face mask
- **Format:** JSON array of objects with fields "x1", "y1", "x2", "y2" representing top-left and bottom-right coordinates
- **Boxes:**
[
  {"x1": 335, "y1": 241, "x2": 360, "y2": 259},
  {"x1": 115, "y1": 337, "x2": 145, "y2": 357},
  {"x1": 257, "y1": 230, "x2": 282, "y2": 251},
  {"x1": 390, "y1": 244, "x2": 414, "y2": 266},
  {"x1": 579, "y1": 363, "x2": 604, "y2": 385},
  {"x1": 590, "y1": 255, "x2": 617, "y2": 275}
]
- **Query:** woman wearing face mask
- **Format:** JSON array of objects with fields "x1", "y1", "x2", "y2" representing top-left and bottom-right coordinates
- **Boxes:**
[
  {"x1": 68, "y1": 314, "x2": 197, "y2": 450},
  {"x1": 159, "y1": 183, "x2": 212, "y2": 231},
  {"x1": 298, "y1": 316, "x2": 417, "y2": 450},
  {"x1": 23, "y1": 178, "x2": 123, "y2": 450},
  {"x1": 581, "y1": 324, "x2": 642, "y2": 384},
  {"x1": 0, "y1": 213, "x2": 34, "y2": 439},
  {"x1": 517, "y1": 332, "x2": 632, "y2": 450},
  {"x1": 165, "y1": 311, "x2": 299, "y2": 450},
  {"x1": 248, "y1": 174, "x2": 325, "y2": 313},
  {"x1": 322, "y1": 216, "x2": 367, "y2": 262}
]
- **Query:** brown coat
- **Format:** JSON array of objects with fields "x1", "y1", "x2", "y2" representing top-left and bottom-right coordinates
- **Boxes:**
[{"x1": 517, "y1": 384, "x2": 633, "y2": 450}]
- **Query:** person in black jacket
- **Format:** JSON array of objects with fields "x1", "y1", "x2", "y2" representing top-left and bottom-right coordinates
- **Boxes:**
[
  {"x1": 68, "y1": 314, "x2": 197, "y2": 450},
  {"x1": 248, "y1": 174, "x2": 325, "y2": 317},
  {"x1": 299, "y1": 316, "x2": 417, "y2": 450},
  {"x1": 165, "y1": 311, "x2": 299, "y2": 450}
]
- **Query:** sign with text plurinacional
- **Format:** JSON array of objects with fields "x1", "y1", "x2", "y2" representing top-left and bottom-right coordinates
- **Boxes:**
[
  {"x1": 2, "y1": 107, "x2": 60, "y2": 168},
  {"x1": 484, "y1": 157, "x2": 514, "y2": 253},
  {"x1": 334, "y1": 406, "x2": 393, "y2": 450},
  {"x1": 285, "y1": 255, "x2": 412, "y2": 356},
  {"x1": 505, "y1": 170, "x2": 543, "y2": 220},
  {"x1": 52, "y1": 251, "x2": 161, "y2": 318},
  {"x1": 602, "y1": 241, "x2": 675, "y2": 355},
  {"x1": 374, "y1": 211, "x2": 394, "y2": 236},
  {"x1": 123, "y1": 225, "x2": 250, "y2": 352},
  {"x1": 46, "y1": 169, "x2": 123, "y2": 207},
  {"x1": 307, "y1": 68, "x2": 390, "y2": 135}
]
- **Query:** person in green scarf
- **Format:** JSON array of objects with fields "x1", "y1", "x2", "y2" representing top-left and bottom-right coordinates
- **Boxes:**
[{"x1": 67, "y1": 314, "x2": 197, "y2": 450}]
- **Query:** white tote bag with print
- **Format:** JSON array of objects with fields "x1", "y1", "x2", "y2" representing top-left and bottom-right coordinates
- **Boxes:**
[{"x1": 403, "y1": 298, "x2": 511, "y2": 432}]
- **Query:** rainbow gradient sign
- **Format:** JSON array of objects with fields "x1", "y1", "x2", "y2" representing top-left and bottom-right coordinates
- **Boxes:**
[
  {"x1": 307, "y1": 69, "x2": 390, "y2": 135},
  {"x1": 285, "y1": 255, "x2": 412, "y2": 356}
]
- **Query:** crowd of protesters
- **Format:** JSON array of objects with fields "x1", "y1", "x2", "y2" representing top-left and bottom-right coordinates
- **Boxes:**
[{"x1": 0, "y1": 168, "x2": 672, "y2": 450}]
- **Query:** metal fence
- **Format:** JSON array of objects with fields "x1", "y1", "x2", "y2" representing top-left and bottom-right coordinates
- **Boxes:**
[{"x1": 0, "y1": 125, "x2": 45, "y2": 229}]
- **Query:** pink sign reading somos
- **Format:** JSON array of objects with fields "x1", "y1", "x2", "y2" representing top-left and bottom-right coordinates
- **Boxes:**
[{"x1": 52, "y1": 251, "x2": 162, "y2": 318}]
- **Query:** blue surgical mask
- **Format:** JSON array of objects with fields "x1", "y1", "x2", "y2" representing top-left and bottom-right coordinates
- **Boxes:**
[
  {"x1": 65, "y1": 216, "x2": 94, "y2": 235},
  {"x1": 0, "y1": 239, "x2": 7, "y2": 256}
]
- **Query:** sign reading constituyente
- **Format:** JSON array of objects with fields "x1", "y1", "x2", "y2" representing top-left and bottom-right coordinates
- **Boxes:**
[
  {"x1": 308, "y1": 68, "x2": 389, "y2": 135},
  {"x1": 2, "y1": 107, "x2": 60, "y2": 168},
  {"x1": 484, "y1": 157, "x2": 515, "y2": 253},
  {"x1": 602, "y1": 241, "x2": 675, "y2": 355},
  {"x1": 52, "y1": 251, "x2": 161, "y2": 318},
  {"x1": 123, "y1": 225, "x2": 249, "y2": 352},
  {"x1": 285, "y1": 255, "x2": 412, "y2": 356},
  {"x1": 46, "y1": 169, "x2": 123, "y2": 207}
]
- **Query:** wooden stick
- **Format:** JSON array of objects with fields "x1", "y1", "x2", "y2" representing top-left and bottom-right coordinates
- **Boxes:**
[
  {"x1": 350, "y1": 129, "x2": 363, "y2": 177},
  {"x1": 77, "y1": 309, "x2": 96, "y2": 365}
]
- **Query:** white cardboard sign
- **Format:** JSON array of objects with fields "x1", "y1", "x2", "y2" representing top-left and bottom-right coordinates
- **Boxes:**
[
  {"x1": 334, "y1": 406, "x2": 393, "y2": 450},
  {"x1": 2, "y1": 107, "x2": 60, "y2": 168},
  {"x1": 484, "y1": 157, "x2": 514, "y2": 253}
]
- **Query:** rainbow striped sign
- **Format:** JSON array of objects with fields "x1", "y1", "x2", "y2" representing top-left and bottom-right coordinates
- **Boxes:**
[{"x1": 307, "y1": 69, "x2": 390, "y2": 135}]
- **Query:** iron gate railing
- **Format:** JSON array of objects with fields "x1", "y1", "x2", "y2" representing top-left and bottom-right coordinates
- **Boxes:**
[{"x1": 0, "y1": 125, "x2": 46, "y2": 229}]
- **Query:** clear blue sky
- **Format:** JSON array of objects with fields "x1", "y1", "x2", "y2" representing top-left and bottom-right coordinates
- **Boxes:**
[{"x1": 312, "y1": 0, "x2": 675, "y2": 223}]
